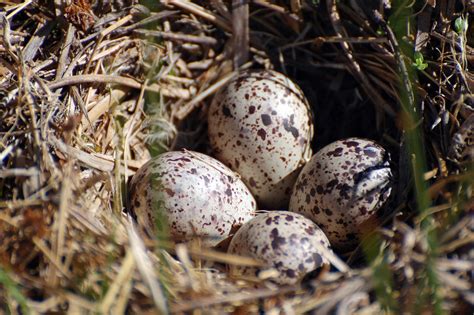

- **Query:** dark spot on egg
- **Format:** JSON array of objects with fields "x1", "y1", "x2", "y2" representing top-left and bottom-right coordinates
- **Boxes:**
[
  {"x1": 327, "y1": 147, "x2": 343, "y2": 157},
  {"x1": 222, "y1": 105, "x2": 232, "y2": 117},
  {"x1": 283, "y1": 118, "x2": 299, "y2": 139},
  {"x1": 316, "y1": 185, "x2": 324, "y2": 194},
  {"x1": 326, "y1": 179, "x2": 339, "y2": 191},
  {"x1": 249, "y1": 177, "x2": 257, "y2": 187},
  {"x1": 312, "y1": 253, "x2": 322, "y2": 265},
  {"x1": 344, "y1": 140, "x2": 359, "y2": 147},
  {"x1": 286, "y1": 269, "x2": 296, "y2": 278},
  {"x1": 338, "y1": 183, "x2": 351, "y2": 199},
  {"x1": 261, "y1": 114, "x2": 272, "y2": 126},
  {"x1": 363, "y1": 147, "x2": 378, "y2": 157},
  {"x1": 270, "y1": 228, "x2": 286, "y2": 250},
  {"x1": 164, "y1": 188, "x2": 175, "y2": 197},
  {"x1": 257, "y1": 128, "x2": 267, "y2": 140},
  {"x1": 305, "y1": 226, "x2": 315, "y2": 235},
  {"x1": 324, "y1": 208, "x2": 333, "y2": 216}
]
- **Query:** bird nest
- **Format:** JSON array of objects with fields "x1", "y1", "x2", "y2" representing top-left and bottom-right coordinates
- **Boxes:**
[{"x1": 0, "y1": 0, "x2": 472, "y2": 313}]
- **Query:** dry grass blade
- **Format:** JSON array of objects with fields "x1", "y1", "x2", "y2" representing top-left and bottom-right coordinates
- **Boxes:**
[
  {"x1": 0, "y1": 167, "x2": 39, "y2": 177},
  {"x1": 186, "y1": 248, "x2": 264, "y2": 267},
  {"x1": 134, "y1": 29, "x2": 218, "y2": 45},
  {"x1": 84, "y1": 14, "x2": 134, "y2": 74},
  {"x1": 49, "y1": 136, "x2": 143, "y2": 172},
  {"x1": 232, "y1": 0, "x2": 249, "y2": 68},
  {"x1": 128, "y1": 221, "x2": 169, "y2": 314},
  {"x1": 98, "y1": 250, "x2": 135, "y2": 313},
  {"x1": 253, "y1": 0, "x2": 300, "y2": 22},
  {"x1": 296, "y1": 277, "x2": 369, "y2": 313},
  {"x1": 170, "y1": 285, "x2": 296, "y2": 312},
  {"x1": 4, "y1": 0, "x2": 33, "y2": 19},
  {"x1": 50, "y1": 161, "x2": 73, "y2": 286},
  {"x1": 47, "y1": 74, "x2": 191, "y2": 99},
  {"x1": 175, "y1": 62, "x2": 252, "y2": 120},
  {"x1": 32, "y1": 237, "x2": 70, "y2": 278},
  {"x1": 1, "y1": 13, "x2": 19, "y2": 62},
  {"x1": 55, "y1": 24, "x2": 76, "y2": 80},
  {"x1": 0, "y1": 0, "x2": 472, "y2": 313},
  {"x1": 83, "y1": 87, "x2": 129, "y2": 125},
  {"x1": 162, "y1": 0, "x2": 231, "y2": 32},
  {"x1": 326, "y1": 0, "x2": 396, "y2": 117}
]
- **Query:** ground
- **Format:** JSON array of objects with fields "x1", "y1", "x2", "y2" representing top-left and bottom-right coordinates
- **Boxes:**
[{"x1": 0, "y1": 0, "x2": 472, "y2": 314}]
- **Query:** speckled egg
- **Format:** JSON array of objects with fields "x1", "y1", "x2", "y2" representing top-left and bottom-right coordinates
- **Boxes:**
[
  {"x1": 128, "y1": 150, "x2": 256, "y2": 246},
  {"x1": 289, "y1": 138, "x2": 392, "y2": 252},
  {"x1": 228, "y1": 211, "x2": 331, "y2": 285},
  {"x1": 208, "y1": 70, "x2": 314, "y2": 209}
]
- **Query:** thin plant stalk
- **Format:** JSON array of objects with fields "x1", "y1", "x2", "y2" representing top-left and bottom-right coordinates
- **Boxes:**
[{"x1": 386, "y1": 1, "x2": 442, "y2": 313}]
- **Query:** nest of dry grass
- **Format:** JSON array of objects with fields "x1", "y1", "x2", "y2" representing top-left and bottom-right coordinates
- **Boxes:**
[{"x1": 0, "y1": 0, "x2": 472, "y2": 313}]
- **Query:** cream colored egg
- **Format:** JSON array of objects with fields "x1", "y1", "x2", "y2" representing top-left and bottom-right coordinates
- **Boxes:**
[
  {"x1": 208, "y1": 70, "x2": 314, "y2": 209},
  {"x1": 228, "y1": 211, "x2": 331, "y2": 285},
  {"x1": 128, "y1": 150, "x2": 257, "y2": 246},
  {"x1": 289, "y1": 138, "x2": 392, "y2": 252}
]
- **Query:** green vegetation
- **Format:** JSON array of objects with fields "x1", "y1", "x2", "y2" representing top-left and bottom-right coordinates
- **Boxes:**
[{"x1": 0, "y1": 267, "x2": 29, "y2": 314}]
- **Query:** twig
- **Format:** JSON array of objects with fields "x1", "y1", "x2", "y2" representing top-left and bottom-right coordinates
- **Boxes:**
[
  {"x1": 33, "y1": 237, "x2": 71, "y2": 279},
  {"x1": 253, "y1": 0, "x2": 300, "y2": 22},
  {"x1": 48, "y1": 74, "x2": 142, "y2": 90},
  {"x1": 5, "y1": 0, "x2": 33, "y2": 19},
  {"x1": 70, "y1": 86, "x2": 92, "y2": 128},
  {"x1": 1, "y1": 13, "x2": 19, "y2": 62},
  {"x1": 84, "y1": 14, "x2": 133, "y2": 74},
  {"x1": 174, "y1": 62, "x2": 252, "y2": 120},
  {"x1": 134, "y1": 29, "x2": 218, "y2": 45},
  {"x1": 49, "y1": 135, "x2": 144, "y2": 172},
  {"x1": 281, "y1": 36, "x2": 388, "y2": 50},
  {"x1": 84, "y1": 87, "x2": 129, "y2": 125},
  {"x1": 326, "y1": 0, "x2": 396, "y2": 117},
  {"x1": 296, "y1": 277, "x2": 369, "y2": 313},
  {"x1": 0, "y1": 167, "x2": 39, "y2": 177},
  {"x1": 128, "y1": 220, "x2": 169, "y2": 314},
  {"x1": 170, "y1": 286, "x2": 296, "y2": 312},
  {"x1": 372, "y1": 10, "x2": 416, "y2": 111},
  {"x1": 98, "y1": 250, "x2": 136, "y2": 313},
  {"x1": 117, "y1": 10, "x2": 178, "y2": 34},
  {"x1": 47, "y1": 74, "x2": 190, "y2": 99},
  {"x1": 23, "y1": 20, "x2": 56, "y2": 62},
  {"x1": 55, "y1": 24, "x2": 75, "y2": 80},
  {"x1": 0, "y1": 199, "x2": 45, "y2": 209},
  {"x1": 162, "y1": 0, "x2": 231, "y2": 32},
  {"x1": 232, "y1": 0, "x2": 249, "y2": 68},
  {"x1": 51, "y1": 161, "x2": 73, "y2": 286}
]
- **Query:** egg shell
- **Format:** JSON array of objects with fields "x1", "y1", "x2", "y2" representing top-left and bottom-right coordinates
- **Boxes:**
[
  {"x1": 208, "y1": 70, "x2": 314, "y2": 209},
  {"x1": 128, "y1": 150, "x2": 256, "y2": 246},
  {"x1": 289, "y1": 138, "x2": 392, "y2": 252},
  {"x1": 228, "y1": 211, "x2": 331, "y2": 285}
]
